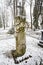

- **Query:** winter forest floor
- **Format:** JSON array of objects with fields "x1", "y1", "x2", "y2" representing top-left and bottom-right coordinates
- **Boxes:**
[{"x1": 0, "y1": 28, "x2": 43, "y2": 65}]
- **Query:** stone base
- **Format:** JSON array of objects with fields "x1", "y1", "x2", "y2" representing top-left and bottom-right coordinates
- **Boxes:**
[
  {"x1": 11, "y1": 49, "x2": 26, "y2": 58},
  {"x1": 38, "y1": 40, "x2": 43, "y2": 47}
]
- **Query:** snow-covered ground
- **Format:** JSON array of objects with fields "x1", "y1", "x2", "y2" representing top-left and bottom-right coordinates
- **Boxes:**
[
  {"x1": 0, "y1": 29, "x2": 43, "y2": 65},
  {"x1": 26, "y1": 29, "x2": 41, "y2": 40}
]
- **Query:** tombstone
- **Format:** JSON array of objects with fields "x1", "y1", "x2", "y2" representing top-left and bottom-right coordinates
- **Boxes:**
[{"x1": 38, "y1": 30, "x2": 43, "y2": 47}]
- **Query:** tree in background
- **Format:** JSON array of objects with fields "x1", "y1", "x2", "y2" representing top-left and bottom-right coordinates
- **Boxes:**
[
  {"x1": 2, "y1": 12, "x2": 6, "y2": 29},
  {"x1": 0, "y1": 16, "x2": 2, "y2": 28},
  {"x1": 30, "y1": 0, "x2": 33, "y2": 29},
  {"x1": 26, "y1": 0, "x2": 33, "y2": 29},
  {"x1": 33, "y1": 5, "x2": 39, "y2": 29},
  {"x1": 33, "y1": 0, "x2": 42, "y2": 29}
]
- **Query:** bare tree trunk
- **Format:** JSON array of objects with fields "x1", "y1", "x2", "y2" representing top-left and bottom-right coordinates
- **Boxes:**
[
  {"x1": 30, "y1": 5, "x2": 32, "y2": 29},
  {"x1": 30, "y1": 0, "x2": 33, "y2": 29},
  {"x1": 3, "y1": 20, "x2": 5, "y2": 30}
]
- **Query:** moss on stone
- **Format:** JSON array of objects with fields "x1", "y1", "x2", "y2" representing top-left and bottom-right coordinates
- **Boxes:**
[{"x1": 12, "y1": 16, "x2": 26, "y2": 58}]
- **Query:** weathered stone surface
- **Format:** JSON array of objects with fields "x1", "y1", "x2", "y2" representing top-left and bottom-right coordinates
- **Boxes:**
[
  {"x1": 38, "y1": 31, "x2": 43, "y2": 47},
  {"x1": 12, "y1": 16, "x2": 26, "y2": 58}
]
